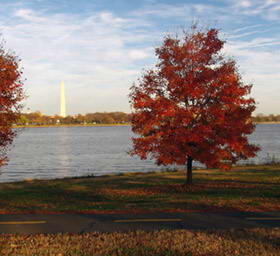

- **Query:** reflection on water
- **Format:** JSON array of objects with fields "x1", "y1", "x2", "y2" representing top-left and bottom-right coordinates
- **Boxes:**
[
  {"x1": 0, "y1": 124, "x2": 279, "y2": 182},
  {"x1": 57, "y1": 127, "x2": 71, "y2": 177}
]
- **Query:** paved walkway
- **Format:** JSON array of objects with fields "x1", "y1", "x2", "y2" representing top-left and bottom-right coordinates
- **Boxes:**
[{"x1": 0, "y1": 211, "x2": 279, "y2": 234}]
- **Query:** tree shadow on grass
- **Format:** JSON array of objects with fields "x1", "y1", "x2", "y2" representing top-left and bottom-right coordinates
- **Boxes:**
[
  {"x1": 0, "y1": 184, "x2": 112, "y2": 212},
  {"x1": 142, "y1": 181, "x2": 279, "y2": 198},
  {"x1": 0, "y1": 171, "x2": 279, "y2": 213},
  {"x1": 199, "y1": 178, "x2": 280, "y2": 186},
  {"x1": 0, "y1": 183, "x2": 250, "y2": 213}
]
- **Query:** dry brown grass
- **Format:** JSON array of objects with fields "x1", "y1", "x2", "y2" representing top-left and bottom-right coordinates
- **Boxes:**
[{"x1": 0, "y1": 228, "x2": 279, "y2": 256}]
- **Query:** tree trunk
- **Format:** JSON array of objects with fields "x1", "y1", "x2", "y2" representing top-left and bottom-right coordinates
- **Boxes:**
[{"x1": 186, "y1": 156, "x2": 193, "y2": 185}]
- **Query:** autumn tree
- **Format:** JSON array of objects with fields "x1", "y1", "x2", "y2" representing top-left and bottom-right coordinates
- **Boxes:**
[
  {"x1": 129, "y1": 26, "x2": 259, "y2": 184},
  {"x1": 0, "y1": 41, "x2": 24, "y2": 166}
]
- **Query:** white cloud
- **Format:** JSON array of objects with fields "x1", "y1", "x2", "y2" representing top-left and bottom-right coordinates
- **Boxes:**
[
  {"x1": 0, "y1": 1, "x2": 279, "y2": 115},
  {"x1": 230, "y1": 0, "x2": 280, "y2": 20},
  {"x1": 232, "y1": 24, "x2": 263, "y2": 33},
  {"x1": 132, "y1": 3, "x2": 194, "y2": 18},
  {"x1": 99, "y1": 12, "x2": 127, "y2": 27},
  {"x1": 0, "y1": 8, "x2": 158, "y2": 115},
  {"x1": 14, "y1": 8, "x2": 45, "y2": 22},
  {"x1": 128, "y1": 49, "x2": 150, "y2": 60},
  {"x1": 14, "y1": 9, "x2": 33, "y2": 18},
  {"x1": 223, "y1": 35, "x2": 280, "y2": 114},
  {"x1": 239, "y1": 0, "x2": 252, "y2": 8}
]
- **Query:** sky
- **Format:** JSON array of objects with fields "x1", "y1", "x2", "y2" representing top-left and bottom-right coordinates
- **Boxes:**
[{"x1": 0, "y1": 0, "x2": 279, "y2": 115}]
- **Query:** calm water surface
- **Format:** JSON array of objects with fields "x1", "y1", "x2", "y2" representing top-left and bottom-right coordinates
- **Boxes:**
[{"x1": 0, "y1": 124, "x2": 279, "y2": 182}]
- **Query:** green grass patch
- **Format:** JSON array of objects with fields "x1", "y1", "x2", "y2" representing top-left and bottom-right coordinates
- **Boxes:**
[{"x1": 0, "y1": 165, "x2": 279, "y2": 213}]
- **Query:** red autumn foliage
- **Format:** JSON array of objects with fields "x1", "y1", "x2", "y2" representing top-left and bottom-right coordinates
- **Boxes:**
[
  {"x1": 129, "y1": 26, "x2": 259, "y2": 184},
  {"x1": 0, "y1": 41, "x2": 24, "y2": 166}
]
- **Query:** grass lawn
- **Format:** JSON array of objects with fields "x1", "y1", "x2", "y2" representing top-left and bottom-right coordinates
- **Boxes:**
[
  {"x1": 0, "y1": 165, "x2": 279, "y2": 213},
  {"x1": 1, "y1": 228, "x2": 280, "y2": 256}
]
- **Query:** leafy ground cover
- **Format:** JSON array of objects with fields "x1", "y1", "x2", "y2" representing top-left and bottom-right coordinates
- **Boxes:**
[
  {"x1": 0, "y1": 165, "x2": 279, "y2": 213},
  {"x1": 1, "y1": 228, "x2": 279, "y2": 255}
]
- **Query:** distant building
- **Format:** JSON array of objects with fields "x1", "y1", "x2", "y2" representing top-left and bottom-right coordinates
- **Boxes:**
[{"x1": 60, "y1": 81, "x2": 66, "y2": 117}]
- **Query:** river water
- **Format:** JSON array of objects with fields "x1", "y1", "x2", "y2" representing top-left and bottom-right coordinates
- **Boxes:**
[{"x1": 0, "y1": 124, "x2": 279, "y2": 182}]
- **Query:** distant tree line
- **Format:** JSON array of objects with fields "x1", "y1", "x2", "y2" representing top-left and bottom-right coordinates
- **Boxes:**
[
  {"x1": 252, "y1": 114, "x2": 280, "y2": 123},
  {"x1": 15, "y1": 112, "x2": 279, "y2": 126},
  {"x1": 16, "y1": 112, "x2": 131, "y2": 126}
]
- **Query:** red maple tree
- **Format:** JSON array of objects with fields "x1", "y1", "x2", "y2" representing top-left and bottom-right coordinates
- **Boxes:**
[
  {"x1": 129, "y1": 26, "x2": 259, "y2": 184},
  {"x1": 0, "y1": 41, "x2": 24, "y2": 166}
]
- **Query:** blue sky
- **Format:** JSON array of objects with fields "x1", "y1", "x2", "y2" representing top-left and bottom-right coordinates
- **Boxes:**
[{"x1": 0, "y1": 0, "x2": 279, "y2": 115}]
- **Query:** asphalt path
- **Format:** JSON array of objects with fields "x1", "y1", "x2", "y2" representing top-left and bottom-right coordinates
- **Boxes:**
[{"x1": 0, "y1": 211, "x2": 279, "y2": 234}]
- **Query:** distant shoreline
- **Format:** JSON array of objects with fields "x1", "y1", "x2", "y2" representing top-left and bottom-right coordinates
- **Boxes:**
[
  {"x1": 13, "y1": 121, "x2": 280, "y2": 128},
  {"x1": 13, "y1": 123, "x2": 131, "y2": 128},
  {"x1": 255, "y1": 121, "x2": 280, "y2": 124}
]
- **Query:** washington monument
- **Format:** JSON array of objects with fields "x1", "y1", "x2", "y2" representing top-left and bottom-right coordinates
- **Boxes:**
[{"x1": 60, "y1": 81, "x2": 66, "y2": 117}]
